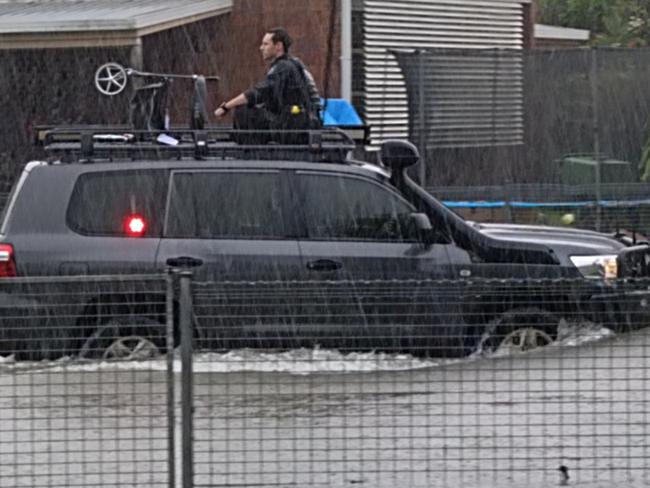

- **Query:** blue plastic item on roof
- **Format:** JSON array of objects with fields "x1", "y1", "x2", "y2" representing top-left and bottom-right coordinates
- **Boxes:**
[{"x1": 321, "y1": 98, "x2": 363, "y2": 126}]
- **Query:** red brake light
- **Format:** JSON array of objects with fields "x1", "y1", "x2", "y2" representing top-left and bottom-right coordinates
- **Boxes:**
[
  {"x1": 125, "y1": 215, "x2": 146, "y2": 237},
  {"x1": 0, "y1": 244, "x2": 17, "y2": 277}
]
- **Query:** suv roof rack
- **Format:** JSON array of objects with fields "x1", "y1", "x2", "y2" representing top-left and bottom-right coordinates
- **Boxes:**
[{"x1": 35, "y1": 126, "x2": 356, "y2": 163}]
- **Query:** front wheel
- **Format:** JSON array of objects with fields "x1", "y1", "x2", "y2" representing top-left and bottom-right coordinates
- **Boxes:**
[{"x1": 481, "y1": 308, "x2": 559, "y2": 355}]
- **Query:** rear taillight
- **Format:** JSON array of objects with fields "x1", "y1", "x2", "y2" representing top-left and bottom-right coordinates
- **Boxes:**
[{"x1": 0, "y1": 244, "x2": 17, "y2": 277}]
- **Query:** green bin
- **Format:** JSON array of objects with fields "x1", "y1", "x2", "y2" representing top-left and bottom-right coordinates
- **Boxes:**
[{"x1": 558, "y1": 155, "x2": 636, "y2": 185}]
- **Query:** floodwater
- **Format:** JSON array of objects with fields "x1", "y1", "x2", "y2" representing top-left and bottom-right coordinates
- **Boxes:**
[{"x1": 1, "y1": 324, "x2": 649, "y2": 488}]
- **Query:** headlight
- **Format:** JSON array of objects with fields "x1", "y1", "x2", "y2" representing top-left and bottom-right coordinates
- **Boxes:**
[{"x1": 570, "y1": 255, "x2": 618, "y2": 279}]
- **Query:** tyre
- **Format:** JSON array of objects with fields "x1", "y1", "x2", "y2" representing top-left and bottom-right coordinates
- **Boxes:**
[
  {"x1": 481, "y1": 307, "x2": 559, "y2": 354},
  {"x1": 79, "y1": 316, "x2": 166, "y2": 360}
]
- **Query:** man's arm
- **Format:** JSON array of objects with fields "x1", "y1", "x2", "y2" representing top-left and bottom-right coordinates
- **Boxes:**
[
  {"x1": 214, "y1": 60, "x2": 287, "y2": 118},
  {"x1": 214, "y1": 93, "x2": 248, "y2": 118}
]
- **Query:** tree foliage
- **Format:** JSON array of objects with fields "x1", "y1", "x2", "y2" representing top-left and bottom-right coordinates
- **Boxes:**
[{"x1": 537, "y1": 0, "x2": 650, "y2": 46}]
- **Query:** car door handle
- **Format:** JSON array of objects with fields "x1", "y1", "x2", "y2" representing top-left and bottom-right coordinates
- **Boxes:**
[
  {"x1": 166, "y1": 256, "x2": 204, "y2": 268},
  {"x1": 306, "y1": 259, "x2": 343, "y2": 272}
]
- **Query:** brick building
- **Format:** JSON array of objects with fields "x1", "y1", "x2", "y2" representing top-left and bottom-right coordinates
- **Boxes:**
[
  {"x1": 0, "y1": 0, "x2": 341, "y2": 180},
  {"x1": 1, "y1": 0, "x2": 541, "y2": 186}
]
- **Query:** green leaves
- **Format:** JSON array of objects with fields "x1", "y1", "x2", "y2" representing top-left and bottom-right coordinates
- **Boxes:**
[{"x1": 538, "y1": 0, "x2": 650, "y2": 47}]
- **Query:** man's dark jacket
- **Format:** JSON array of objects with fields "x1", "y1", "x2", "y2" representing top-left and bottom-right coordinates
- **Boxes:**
[{"x1": 244, "y1": 54, "x2": 320, "y2": 119}]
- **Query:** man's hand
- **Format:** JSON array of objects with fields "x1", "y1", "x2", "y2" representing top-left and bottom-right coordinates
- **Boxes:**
[
  {"x1": 214, "y1": 102, "x2": 229, "y2": 118},
  {"x1": 214, "y1": 94, "x2": 247, "y2": 118}
]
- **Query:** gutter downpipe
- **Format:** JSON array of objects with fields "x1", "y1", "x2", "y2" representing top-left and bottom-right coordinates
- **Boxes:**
[{"x1": 341, "y1": 0, "x2": 352, "y2": 101}]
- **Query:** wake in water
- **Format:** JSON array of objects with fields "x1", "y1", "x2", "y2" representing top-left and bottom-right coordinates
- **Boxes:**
[{"x1": 0, "y1": 320, "x2": 619, "y2": 375}]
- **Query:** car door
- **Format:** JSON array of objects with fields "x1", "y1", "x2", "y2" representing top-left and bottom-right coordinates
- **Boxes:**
[
  {"x1": 155, "y1": 169, "x2": 305, "y2": 345},
  {"x1": 292, "y1": 170, "x2": 471, "y2": 280},
  {"x1": 290, "y1": 170, "x2": 472, "y2": 351},
  {"x1": 156, "y1": 169, "x2": 302, "y2": 281}
]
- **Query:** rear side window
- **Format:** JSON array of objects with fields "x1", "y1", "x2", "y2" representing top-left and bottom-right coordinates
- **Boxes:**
[
  {"x1": 67, "y1": 170, "x2": 168, "y2": 237},
  {"x1": 166, "y1": 171, "x2": 290, "y2": 239}
]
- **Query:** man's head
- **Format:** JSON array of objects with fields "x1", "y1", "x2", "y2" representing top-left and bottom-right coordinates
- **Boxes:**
[{"x1": 260, "y1": 28, "x2": 292, "y2": 62}]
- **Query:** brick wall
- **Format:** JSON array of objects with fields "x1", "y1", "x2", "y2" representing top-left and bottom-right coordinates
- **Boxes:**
[
  {"x1": 0, "y1": 47, "x2": 131, "y2": 182},
  {"x1": 143, "y1": 0, "x2": 341, "y2": 119},
  {"x1": 225, "y1": 0, "x2": 340, "y2": 102}
]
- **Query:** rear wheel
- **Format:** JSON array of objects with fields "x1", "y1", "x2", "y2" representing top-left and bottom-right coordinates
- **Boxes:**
[
  {"x1": 79, "y1": 317, "x2": 165, "y2": 360},
  {"x1": 482, "y1": 308, "x2": 559, "y2": 354},
  {"x1": 101, "y1": 335, "x2": 160, "y2": 360},
  {"x1": 498, "y1": 327, "x2": 553, "y2": 351}
]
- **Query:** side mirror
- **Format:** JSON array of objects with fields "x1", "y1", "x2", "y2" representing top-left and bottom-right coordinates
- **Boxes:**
[
  {"x1": 379, "y1": 140, "x2": 420, "y2": 172},
  {"x1": 410, "y1": 212, "x2": 434, "y2": 245}
]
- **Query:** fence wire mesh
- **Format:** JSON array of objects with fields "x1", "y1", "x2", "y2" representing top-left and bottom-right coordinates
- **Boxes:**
[
  {"x1": 189, "y1": 277, "x2": 650, "y2": 488},
  {"x1": 393, "y1": 47, "x2": 650, "y2": 189},
  {"x1": 429, "y1": 182, "x2": 650, "y2": 235},
  {"x1": 2, "y1": 274, "x2": 650, "y2": 487},
  {"x1": 0, "y1": 275, "x2": 173, "y2": 488}
]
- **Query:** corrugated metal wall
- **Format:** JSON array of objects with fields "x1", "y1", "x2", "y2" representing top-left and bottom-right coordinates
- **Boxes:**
[{"x1": 354, "y1": 0, "x2": 528, "y2": 148}]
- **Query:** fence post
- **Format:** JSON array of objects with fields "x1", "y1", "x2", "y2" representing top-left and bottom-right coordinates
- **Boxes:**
[
  {"x1": 590, "y1": 47, "x2": 602, "y2": 231},
  {"x1": 417, "y1": 49, "x2": 427, "y2": 186},
  {"x1": 166, "y1": 272, "x2": 176, "y2": 488},
  {"x1": 179, "y1": 270, "x2": 194, "y2": 488}
]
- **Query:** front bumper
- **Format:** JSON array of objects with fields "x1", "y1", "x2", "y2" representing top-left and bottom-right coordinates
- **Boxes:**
[{"x1": 587, "y1": 279, "x2": 650, "y2": 332}]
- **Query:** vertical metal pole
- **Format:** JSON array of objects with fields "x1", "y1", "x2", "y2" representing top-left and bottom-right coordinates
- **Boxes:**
[
  {"x1": 165, "y1": 272, "x2": 176, "y2": 488},
  {"x1": 129, "y1": 38, "x2": 144, "y2": 71},
  {"x1": 340, "y1": 0, "x2": 353, "y2": 102},
  {"x1": 417, "y1": 50, "x2": 427, "y2": 186},
  {"x1": 591, "y1": 48, "x2": 602, "y2": 231},
  {"x1": 179, "y1": 271, "x2": 194, "y2": 488}
]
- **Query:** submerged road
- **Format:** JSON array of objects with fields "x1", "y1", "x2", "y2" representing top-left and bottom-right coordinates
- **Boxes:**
[{"x1": 1, "y1": 328, "x2": 649, "y2": 488}]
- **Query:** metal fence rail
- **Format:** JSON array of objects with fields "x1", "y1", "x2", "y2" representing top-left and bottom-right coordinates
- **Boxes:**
[{"x1": 1, "y1": 274, "x2": 650, "y2": 487}]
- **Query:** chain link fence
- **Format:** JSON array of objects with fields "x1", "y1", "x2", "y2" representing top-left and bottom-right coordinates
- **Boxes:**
[
  {"x1": 4, "y1": 46, "x2": 650, "y2": 233},
  {"x1": 392, "y1": 45, "x2": 650, "y2": 235},
  {"x1": 0, "y1": 274, "x2": 173, "y2": 488},
  {"x1": 4, "y1": 273, "x2": 649, "y2": 487},
  {"x1": 394, "y1": 47, "x2": 650, "y2": 189},
  {"x1": 429, "y1": 182, "x2": 650, "y2": 235}
]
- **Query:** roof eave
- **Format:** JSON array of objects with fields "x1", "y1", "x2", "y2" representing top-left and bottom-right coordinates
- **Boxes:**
[{"x1": 0, "y1": 5, "x2": 230, "y2": 50}]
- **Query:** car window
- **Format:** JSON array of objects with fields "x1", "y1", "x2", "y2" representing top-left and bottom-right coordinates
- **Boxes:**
[
  {"x1": 67, "y1": 170, "x2": 167, "y2": 237},
  {"x1": 166, "y1": 171, "x2": 290, "y2": 239},
  {"x1": 295, "y1": 172, "x2": 418, "y2": 241}
]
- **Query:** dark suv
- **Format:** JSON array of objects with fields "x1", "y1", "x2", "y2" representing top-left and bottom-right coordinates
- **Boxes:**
[{"x1": 0, "y1": 128, "x2": 649, "y2": 359}]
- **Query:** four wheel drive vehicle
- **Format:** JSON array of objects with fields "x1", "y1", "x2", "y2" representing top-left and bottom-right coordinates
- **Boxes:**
[{"x1": 0, "y1": 128, "x2": 649, "y2": 360}]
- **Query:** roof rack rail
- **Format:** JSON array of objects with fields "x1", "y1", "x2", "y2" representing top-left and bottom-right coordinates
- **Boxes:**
[{"x1": 34, "y1": 126, "x2": 357, "y2": 163}]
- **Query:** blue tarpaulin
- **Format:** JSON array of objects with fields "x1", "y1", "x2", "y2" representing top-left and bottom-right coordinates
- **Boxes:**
[
  {"x1": 443, "y1": 200, "x2": 650, "y2": 208},
  {"x1": 321, "y1": 99, "x2": 363, "y2": 126}
]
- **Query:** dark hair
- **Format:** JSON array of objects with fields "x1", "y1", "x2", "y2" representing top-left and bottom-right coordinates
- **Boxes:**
[{"x1": 267, "y1": 27, "x2": 292, "y2": 53}]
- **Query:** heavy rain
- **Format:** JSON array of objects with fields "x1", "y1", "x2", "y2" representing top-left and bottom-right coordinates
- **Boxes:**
[{"x1": 1, "y1": 1, "x2": 650, "y2": 487}]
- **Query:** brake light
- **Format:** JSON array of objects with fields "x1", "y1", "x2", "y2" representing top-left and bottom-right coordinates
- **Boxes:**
[
  {"x1": 125, "y1": 215, "x2": 146, "y2": 237},
  {"x1": 0, "y1": 244, "x2": 17, "y2": 277}
]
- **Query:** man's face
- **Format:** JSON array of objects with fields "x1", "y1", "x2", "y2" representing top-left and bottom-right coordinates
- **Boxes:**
[{"x1": 260, "y1": 33, "x2": 283, "y2": 62}]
